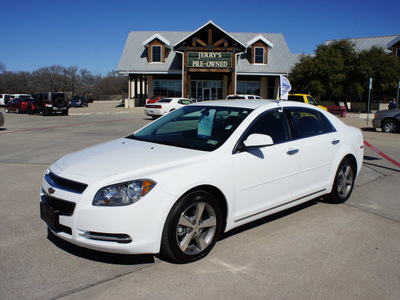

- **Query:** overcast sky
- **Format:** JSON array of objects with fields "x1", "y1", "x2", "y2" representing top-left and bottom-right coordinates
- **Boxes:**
[{"x1": 1, "y1": 0, "x2": 399, "y2": 75}]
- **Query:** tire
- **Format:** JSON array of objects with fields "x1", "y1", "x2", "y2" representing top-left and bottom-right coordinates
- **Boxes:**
[
  {"x1": 161, "y1": 190, "x2": 222, "y2": 264},
  {"x1": 42, "y1": 107, "x2": 49, "y2": 116},
  {"x1": 61, "y1": 109, "x2": 69, "y2": 116},
  {"x1": 28, "y1": 105, "x2": 34, "y2": 115},
  {"x1": 381, "y1": 119, "x2": 399, "y2": 133},
  {"x1": 325, "y1": 158, "x2": 355, "y2": 204},
  {"x1": 54, "y1": 97, "x2": 66, "y2": 108},
  {"x1": 16, "y1": 107, "x2": 20, "y2": 114},
  {"x1": 152, "y1": 116, "x2": 157, "y2": 120}
]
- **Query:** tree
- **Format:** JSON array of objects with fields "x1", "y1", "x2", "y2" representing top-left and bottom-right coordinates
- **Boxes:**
[
  {"x1": 0, "y1": 61, "x2": 5, "y2": 73},
  {"x1": 356, "y1": 46, "x2": 400, "y2": 101},
  {"x1": 290, "y1": 40, "x2": 400, "y2": 107},
  {"x1": 63, "y1": 66, "x2": 79, "y2": 96},
  {"x1": 290, "y1": 40, "x2": 358, "y2": 107}
]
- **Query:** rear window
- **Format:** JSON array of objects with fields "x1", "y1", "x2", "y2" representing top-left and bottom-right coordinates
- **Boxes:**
[
  {"x1": 158, "y1": 99, "x2": 172, "y2": 103},
  {"x1": 287, "y1": 95, "x2": 304, "y2": 102},
  {"x1": 227, "y1": 96, "x2": 246, "y2": 100}
]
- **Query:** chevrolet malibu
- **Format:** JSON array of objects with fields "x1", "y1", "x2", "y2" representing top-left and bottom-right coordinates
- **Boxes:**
[{"x1": 40, "y1": 100, "x2": 364, "y2": 263}]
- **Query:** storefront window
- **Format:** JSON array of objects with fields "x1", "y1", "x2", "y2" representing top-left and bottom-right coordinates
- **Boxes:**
[
  {"x1": 237, "y1": 81, "x2": 260, "y2": 95},
  {"x1": 153, "y1": 80, "x2": 182, "y2": 97}
]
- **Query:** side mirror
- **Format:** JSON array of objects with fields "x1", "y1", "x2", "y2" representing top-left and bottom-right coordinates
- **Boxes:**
[{"x1": 242, "y1": 133, "x2": 274, "y2": 149}]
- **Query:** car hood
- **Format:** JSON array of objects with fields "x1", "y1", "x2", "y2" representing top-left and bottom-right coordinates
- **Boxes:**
[{"x1": 54, "y1": 138, "x2": 205, "y2": 179}]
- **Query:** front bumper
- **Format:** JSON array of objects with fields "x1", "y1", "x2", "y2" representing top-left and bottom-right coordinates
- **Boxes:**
[
  {"x1": 40, "y1": 172, "x2": 174, "y2": 255},
  {"x1": 372, "y1": 118, "x2": 381, "y2": 129}
]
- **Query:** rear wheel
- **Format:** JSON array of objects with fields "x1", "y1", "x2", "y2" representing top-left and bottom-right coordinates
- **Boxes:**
[
  {"x1": 325, "y1": 158, "x2": 355, "y2": 204},
  {"x1": 161, "y1": 191, "x2": 222, "y2": 263}
]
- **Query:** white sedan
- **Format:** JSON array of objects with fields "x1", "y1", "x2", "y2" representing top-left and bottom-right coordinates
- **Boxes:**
[
  {"x1": 40, "y1": 100, "x2": 364, "y2": 263},
  {"x1": 144, "y1": 97, "x2": 193, "y2": 119}
]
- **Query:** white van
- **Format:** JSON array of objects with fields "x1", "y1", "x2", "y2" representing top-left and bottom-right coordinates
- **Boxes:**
[
  {"x1": 0, "y1": 94, "x2": 11, "y2": 105},
  {"x1": 10, "y1": 94, "x2": 32, "y2": 100}
]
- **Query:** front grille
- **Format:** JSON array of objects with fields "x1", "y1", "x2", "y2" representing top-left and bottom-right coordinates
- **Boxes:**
[
  {"x1": 42, "y1": 194, "x2": 76, "y2": 216},
  {"x1": 45, "y1": 171, "x2": 87, "y2": 194}
]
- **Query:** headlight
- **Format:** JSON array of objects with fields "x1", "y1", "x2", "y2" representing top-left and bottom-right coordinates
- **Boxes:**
[{"x1": 93, "y1": 179, "x2": 156, "y2": 206}]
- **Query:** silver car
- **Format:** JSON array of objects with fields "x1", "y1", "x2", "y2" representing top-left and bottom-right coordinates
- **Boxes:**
[{"x1": 372, "y1": 109, "x2": 400, "y2": 133}]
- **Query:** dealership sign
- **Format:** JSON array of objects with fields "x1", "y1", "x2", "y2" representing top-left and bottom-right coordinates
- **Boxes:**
[{"x1": 188, "y1": 52, "x2": 232, "y2": 68}]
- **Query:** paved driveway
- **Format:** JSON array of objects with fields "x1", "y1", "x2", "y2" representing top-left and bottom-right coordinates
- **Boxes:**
[{"x1": 1, "y1": 104, "x2": 399, "y2": 300}]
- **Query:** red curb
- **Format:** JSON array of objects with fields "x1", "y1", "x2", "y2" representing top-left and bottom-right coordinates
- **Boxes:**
[{"x1": 364, "y1": 140, "x2": 400, "y2": 168}]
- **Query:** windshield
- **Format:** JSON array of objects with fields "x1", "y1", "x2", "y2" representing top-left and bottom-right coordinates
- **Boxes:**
[{"x1": 128, "y1": 105, "x2": 253, "y2": 151}]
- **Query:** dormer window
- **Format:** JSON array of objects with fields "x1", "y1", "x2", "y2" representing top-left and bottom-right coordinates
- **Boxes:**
[
  {"x1": 143, "y1": 33, "x2": 172, "y2": 64},
  {"x1": 246, "y1": 35, "x2": 273, "y2": 65},
  {"x1": 152, "y1": 45, "x2": 162, "y2": 62},
  {"x1": 255, "y1": 47, "x2": 264, "y2": 64}
]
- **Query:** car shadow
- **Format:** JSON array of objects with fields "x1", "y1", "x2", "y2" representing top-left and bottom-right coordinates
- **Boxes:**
[
  {"x1": 47, "y1": 200, "x2": 318, "y2": 265},
  {"x1": 361, "y1": 127, "x2": 377, "y2": 132},
  {"x1": 47, "y1": 230, "x2": 155, "y2": 265},
  {"x1": 220, "y1": 200, "x2": 317, "y2": 241}
]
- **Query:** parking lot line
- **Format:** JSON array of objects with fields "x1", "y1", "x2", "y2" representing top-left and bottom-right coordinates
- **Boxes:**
[{"x1": 364, "y1": 140, "x2": 400, "y2": 168}]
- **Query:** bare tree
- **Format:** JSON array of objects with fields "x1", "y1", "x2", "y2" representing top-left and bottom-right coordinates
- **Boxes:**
[
  {"x1": 63, "y1": 66, "x2": 79, "y2": 96},
  {"x1": 0, "y1": 61, "x2": 5, "y2": 73}
]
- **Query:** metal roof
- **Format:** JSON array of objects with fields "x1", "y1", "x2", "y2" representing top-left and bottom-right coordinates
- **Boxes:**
[
  {"x1": 324, "y1": 35, "x2": 399, "y2": 53},
  {"x1": 118, "y1": 30, "x2": 296, "y2": 75}
]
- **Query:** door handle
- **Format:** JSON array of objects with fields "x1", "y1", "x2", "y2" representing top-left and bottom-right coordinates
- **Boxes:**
[
  {"x1": 287, "y1": 149, "x2": 299, "y2": 155},
  {"x1": 332, "y1": 140, "x2": 340, "y2": 145}
]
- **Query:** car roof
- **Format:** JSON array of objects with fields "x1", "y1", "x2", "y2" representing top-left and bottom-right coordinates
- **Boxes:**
[{"x1": 190, "y1": 99, "x2": 318, "y2": 110}]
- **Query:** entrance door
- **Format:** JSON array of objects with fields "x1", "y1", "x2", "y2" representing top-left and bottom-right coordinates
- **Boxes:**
[{"x1": 202, "y1": 88, "x2": 212, "y2": 101}]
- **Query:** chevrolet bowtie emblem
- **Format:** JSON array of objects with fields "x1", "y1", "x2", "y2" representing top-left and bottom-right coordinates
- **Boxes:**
[{"x1": 48, "y1": 187, "x2": 56, "y2": 195}]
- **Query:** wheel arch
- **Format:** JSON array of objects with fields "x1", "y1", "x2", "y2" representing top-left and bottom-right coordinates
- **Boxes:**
[
  {"x1": 381, "y1": 117, "x2": 400, "y2": 131},
  {"x1": 180, "y1": 184, "x2": 228, "y2": 232},
  {"x1": 344, "y1": 153, "x2": 358, "y2": 177}
]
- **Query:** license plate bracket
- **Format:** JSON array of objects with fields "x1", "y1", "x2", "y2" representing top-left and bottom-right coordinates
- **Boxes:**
[{"x1": 40, "y1": 202, "x2": 60, "y2": 230}]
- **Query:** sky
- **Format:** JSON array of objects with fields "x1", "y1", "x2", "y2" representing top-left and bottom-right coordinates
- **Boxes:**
[{"x1": 1, "y1": 0, "x2": 399, "y2": 76}]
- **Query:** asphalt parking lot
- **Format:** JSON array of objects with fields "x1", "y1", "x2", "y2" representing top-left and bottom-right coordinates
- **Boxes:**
[{"x1": 1, "y1": 102, "x2": 399, "y2": 300}]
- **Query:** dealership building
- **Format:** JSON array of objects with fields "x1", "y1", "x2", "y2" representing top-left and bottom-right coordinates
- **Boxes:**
[{"x1": 117, "y1": 21, "x2": 297, "y2": 106}]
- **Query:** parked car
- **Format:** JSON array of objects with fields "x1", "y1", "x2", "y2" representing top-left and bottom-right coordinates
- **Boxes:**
[
  {"x1": 31, "y1": 93, "x2": 69, "y2": 116},
  {"x1": 147, "y1": 95, "x2": 166, "y2": 104},
  {"x1": 9, "y1": 94, "x2": 32, "y2": 101},
  {"x1": 40, "y1": 100, "x2": 364, "y2": 263},
  {"x1": 372, "y1": 109, "x2": 400, "y2": 133},
  {"x1": 144, "y1": 97, "x2": 193, "y2": 119},
  {"x1": 0, "y1": 111, "x2": 4, "y2": 127},
  {"x1": 288, "y1": 93, "x2": 327, "y2": 111},
  {"x1": 69, "y1": 96, "x2": 88, "y2": 107},
  {"x1": 0, "y1": 94, "x2": 11, "y2": 106},
  {"x1": 226, "y1": 94, "x2": 262, "y2": 100},
  {"x1": 5, "y1": 97, "x2": 35, "y2": 113}
]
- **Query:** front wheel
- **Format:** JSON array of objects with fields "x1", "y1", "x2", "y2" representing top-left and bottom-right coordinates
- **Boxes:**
[
  {"x1": 382, "y1": 119, "x2": 399, "y2": 133},
  {"x1": 325, "y1": 158, "x2": 355, "y2": 204},
  {"x1": 161, "y1": 191, "x2": 222, "y2": 263}
]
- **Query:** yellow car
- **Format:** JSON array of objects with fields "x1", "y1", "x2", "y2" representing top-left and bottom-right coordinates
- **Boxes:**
[{"x1": 288, "y1": 94, "x2": 327, "y2": 111}]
